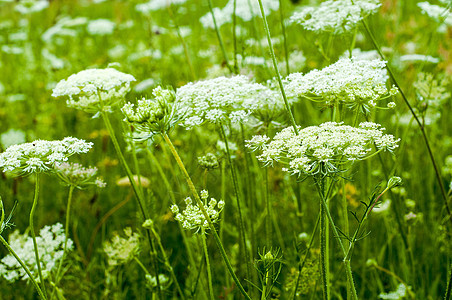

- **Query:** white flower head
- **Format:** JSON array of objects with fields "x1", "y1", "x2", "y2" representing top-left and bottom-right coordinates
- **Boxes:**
[
  {"x1": 284, "y1": 57, "x2": 398, "y2": 112},
  {"x1": 87, "y1": 19, "x2": 115, "y2": 36},
  {"x1": 290, "y1": 0, "x2": 381, "y2": 34},
  {"x1": 171, "y1": 191, "x2": 225, "y2": 233},
  {"x1": 176, "y1": 75, "x2": 277, "y2": 129},
  {"x1": 103, "y1": 227, "x2": 140, "y2": 267},
  {"x1": 52, "y1": 68, "x2": 136, "y2": 113},
  {"x1": 0, "y1": 137, "x2": 93, "y2": 175},
  {"x1": 248, "y1": 122, "x2": 399, "y2": 177},
  {"x1": 55, "y1": 162, "x2": 105, "y2": 188},
  {"x1": 0, "y1": 223, "x2": 72, "y2": 282}
]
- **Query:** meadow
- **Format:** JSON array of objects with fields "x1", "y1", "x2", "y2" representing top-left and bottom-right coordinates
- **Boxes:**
[{"x1": 0, "y1": 0, "x2": 451, "y2": 299}]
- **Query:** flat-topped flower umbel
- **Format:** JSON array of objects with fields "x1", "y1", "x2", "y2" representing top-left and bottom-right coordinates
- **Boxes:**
[
  {"x1": 290, "y1": 0, "x2": 381, "y2": 34},
  {"x1": 247, "y1": 122, "x2": 400, "y2": 176},
  {"x1": 284, "y1": 57, "x2": 398, "y2": 112},
  {"x1": 0, "y1": 137, "x2": 93, "y2": 175},
  {"x1": 52, "y1": 68, "x2": 136, "y2": 113},
  {"x1": 175, "y1": 75, "x2": 279, "y2": 129}
]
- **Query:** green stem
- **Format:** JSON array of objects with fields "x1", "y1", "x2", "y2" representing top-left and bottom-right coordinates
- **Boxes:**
[
  {"x1": 0, "y1": 234, "x2": 46, "y2": 299},
  {"x1": 318, "y1": 178, "x2": 329, "y2": 300},
  {"x1": 207, "y1": 0, "x2": 233, "y2": 73},
  {"x1": 256, "y1": 0, "x2": 299, "y2": 134},
  {"x1": 445, "y1": 263, "x2": 452, "y2": 300},
  {"x1": 201, "y1": 228, "x2": 215, "y2": 300},
  {"x1": 278, "y1": 0, "x2": 290, "y2": 75},
  {"x1": 265, "y1": 166, "x2": 271, "y2": 248},
  {"x1": 30, "y1": 173, "x2": 47, "y2": 298},
  {"x1": 313, "y1": 177, "x2": 358, "y2": 300},
  {"x1": 166, "y1": 4, "x2": 196, "y2": 81},
  {"x1": 163, "y1": 133, "x2": 251, "y2": 300},
  {"x1": 52, "y1": 184, "x2": 75, "y2": 296},
  {"x1": 232, "y1": 0, "x2": 239, "y2": 74},
  {"x1": 99, "y1": 109, "x2": 162, "y2": 299},
  {"x1": 261, "y1": 270, "x2": 270, "y2": 300},
  {"x1": 219, "y1": 124, "x2": 252, "y2": 286},
  {"x1": 149, "y1": 226, "x2": 186, "y2": 300},
  {"x1": 361, "y1": 19, "x2": 452, "y2": 227}
]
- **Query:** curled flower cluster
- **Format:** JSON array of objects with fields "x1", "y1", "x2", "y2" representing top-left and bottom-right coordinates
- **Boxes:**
[
  {"x1": 175, "y1": 75, "x2": 277, "y2": 129},
  {"x1": 170, "y1": 190, "x2": 225, "y2": 232},
  {"x1": 246, "y1": 122, "x2": 400, "y2": 176},
  {"x1": 0, "y1": 137, "x2": 93, "y2": 174},
  {"x1": 122, "y1": 87, "x2": 180, "y2": 139},
  {"x1": 55, "y1": 162, "x2": 106, "y2": 188},
  {"x1": 103, "y1": 227, "x2": 140, "y2": 267},
  {"x1": 52, "y1": 68, "x2": 136, "y2": 113},
  {"x1": 290, "y1": 0, "x2": 381, "y2": 34},
  {"x1": 284, "y1": 57, "x2": 398, "y2": 112},
  {"x1": 0, "y1": 223, "x2": 72, "y2": 282},
  {"x1": 200, "y1": 0, "x2": 279, "y2": 29}
]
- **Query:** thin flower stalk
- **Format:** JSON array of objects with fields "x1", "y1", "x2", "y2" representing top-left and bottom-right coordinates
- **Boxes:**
[
  {"x1": 201, "y1": 228, "x2": 214, "y2": 300},
  {"x1": 98, "y1": 104, "x2": 163, "y2": 299},
  {"x1": 219, "y1": 123, "x2": 252, "y2": 286},
  {"x1": 162, "y1": 133, "x2": 251, "y2": 300},
  {"x1": 29, "y1": 173, "x2": 47, "y2": 298},
  {"x1": 256, "y1": 0, "x2": 299, "y2": 135},
  {"x1": 207, "y1": 0, "x2": 233, "y2": 73}
]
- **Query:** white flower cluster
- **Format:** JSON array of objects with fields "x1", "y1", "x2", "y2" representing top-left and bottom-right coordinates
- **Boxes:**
[
  {"x1": 417, "y1": 2, "x2": 452, "y2": 26},
  {"x1": 246, "y1": 122, "x2": 399, "y2": 176},
  {"x1": 52, "y1": 68, "x2": 136, "y2": 113},
  {"x1": 87, "y1": 19, "x2": 116, "y2": 36},
  {"x1": 290, "y1": 0, "x2": 381, "y2": 34},
  {"x1": 378, "y1": 283, "x2": 408, "y2": 299},
  {"x1": 15, "y1": 0, "x2": 49, "y2": 14},
  {"x1": 0, "y1": 137, "x2": 93, "y2": 174},
  {"x1": 135, "y1": 0, "x2": 187, "y2": 14},
  {"x1": 55, "y1": 162, "x2": 106, "y2": 188},
  {"x1": 284, "y1": 57, "x2": 398, "y2": 111},
  {"x1": 42, "y1": 16, "x2": 87, "y2": 43},
  {"x1": 176, "y1": 75, "x2": 279, "y2": 128},
  {"x1": 170, "y1": 190, "x2": 225, "y2": 232},
  {"x1": 0, "y1": 223, "x2": 72, "y2": 282},
  {"x1": 103, "y1": 227, "x2": 140, "y2": 267},
  {"x1": 200, "y1": 0, "x2": 279, "y2": 29}
]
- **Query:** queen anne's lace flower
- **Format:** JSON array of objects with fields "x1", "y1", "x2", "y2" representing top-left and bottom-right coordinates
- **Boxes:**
[
  {"x1": 87, "y1": 19, "x2": 116, "y2": 36},
  {"x1": 290, "y1": 0, "x2": 381, "y2": 34},
  {"x1": 103, "y1": 227, "x2": 140, "y2": 267},
  {"x1": 55, "y1": 162, "x2": 106, "y2": 188},
  {"x1": 0, "y1": 137, "x2": 93, "y2": 175},
  {"x1": 417, "y1": 2, "x2": 452, "y2": 25},
  {"x1": 52, "y1": 68, "x2": 136, "y2": 113},
  {"x1": 246, "y1": 122, "x2": 399, "y2": 176},
  {"x1": 170, "y1": 190, "x2": 225, "y2": 232},
  {"x1": 284, "y1": 57, "x2": 398, "y2": 112},
  {"x1": 176, "y1": 75, "x2": 280, "y2": 128},
  {"x1": 136, "y1": 0, "x2": 187, "y2": 13},
  {"x1": 0, "y1": 223, "x2": 72, "y2": 282}
]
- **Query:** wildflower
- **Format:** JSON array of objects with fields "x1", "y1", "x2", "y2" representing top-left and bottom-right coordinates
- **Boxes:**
[
  {"x1": 52, "y1": 68, "x2": 136, "y2": 113},
  {"x1": 417, "y1": 2, "x2": 452, "y2": 26},
  {"x1": 0, "y1": 137, "x2": 93, "y2": 175},
  {"x1": 55, "y1": 162, "x2": 106, "y2": 188},
  {"x1": 171, "y1": 190, "x2": 225, "y2": 233},
  {"x1": 290, "y1": 0, "x2": 381, "y2": 34},
  {"x1": 200, "y1": 0, "x2": 279, "y2": 29},
  {"x1": 86, "y1": 19, "x2": 116, "y2": 36},
  {"x1": 122, "y1": 86, "x2": 181, "y2": 140},
  {"x1": 176, "y1": 75, "x2": 277, "y2": 129},
  {"x1": 379, "y1": 283, "x2": 408, "y2": 300},
  {"x1": 103, "y1": 227, "x2": 140, "y2": 267},
  {"x1": 15, "y1": 0, "x2": 49, "y2": 14},
  {"x1": 247, "y1": 122, "x2": 399, "y2": 177},
  {"x1": 284, "y1": 57, "x2": 398, "y2": 113},
  {"x1": 0, "y1": 223, "x2": 72, "y2": 282}
]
